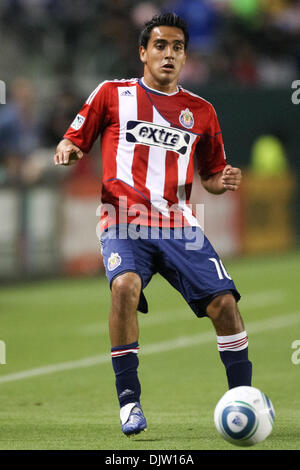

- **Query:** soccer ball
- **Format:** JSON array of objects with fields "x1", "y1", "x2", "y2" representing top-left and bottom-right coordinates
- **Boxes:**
[{"x1": 214, "y1": 386, "x2": 275, "y2": 447}]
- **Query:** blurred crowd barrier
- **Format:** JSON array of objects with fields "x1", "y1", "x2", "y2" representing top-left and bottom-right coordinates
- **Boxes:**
[
  {"x1": 242, "y1": 173, "x2": 296, "y2": 254},
  {"x1": 0, "y1": 157, "x2": 103, "y2": 280}
]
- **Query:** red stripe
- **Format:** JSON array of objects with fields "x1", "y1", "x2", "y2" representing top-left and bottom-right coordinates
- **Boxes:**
[
  {"x1": 218, "y1": 343, "x2": 248, "y2": 349},
  {"x1": 218, "y1": 344, "x2": 247, "y2": 351},
  {"x1": 218, "y1": 337, "x2": 248, "y2": 345},
  {"x1": 218, "y1": 342, "x2": 248, "y2": 349},
  {"x1": 185, "y1": 137, "x2": 198, "y2": 202},
  {"x1": 218, "y1": 336, "x2": 248, "y2": 347},
  {"x1": 218, "y1": 344, "x2": 248, "y2": 351},
  {"x1": 101, "y1": 86, "x2": 119, "y2": 182},
  {"x1": 218, "y1": 339, "x2": 248, "y2": 350},
  {"x1": 163, "y1": 150, "x2": 178, "y2": 205},
  {"x1": 111, "y1": 348, "x2": 140, "y2": 353},
  {"x1": 111, "y1": 347, "x2": 140, "y2": 357}
]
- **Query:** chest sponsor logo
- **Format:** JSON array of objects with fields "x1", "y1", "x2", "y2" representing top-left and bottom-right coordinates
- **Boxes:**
[{"x1": 126, "y1": 120, "x2": 190, "y2": 155}]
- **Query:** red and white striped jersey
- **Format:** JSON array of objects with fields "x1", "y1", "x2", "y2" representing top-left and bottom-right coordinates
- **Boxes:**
[{"x1": 64, "y1": 77, "x2": 227, "y2": 230}]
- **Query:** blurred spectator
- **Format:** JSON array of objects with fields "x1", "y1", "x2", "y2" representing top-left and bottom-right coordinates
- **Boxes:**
[
  {"x1": 261, "y1": 0, "x2": 294, "y2": 20},
  {"x1": 179, "y1": 52, "x2": 210, "y2": 85},
  {"x1": 229, "y1": 0, "x2": 262, "y2": 24},
  {"x1": 131, "y1": 1, "x2": 160, "y2": 27},
  {"x1": 163, "y1": 0, "x2": 221, "y2": 51},
  {"x1": 0, "y1": 0, "x2": 299, "y2": 115},
  {"x1": 20, "y1": 83, "x2": 102, "y2": 186},
  {"x1": 271, "y1": 0, "x2": 300, "y2": 34},
  {"x1": 20, "y1": 85, "x2": 85, "y2": 185},
  {"x1": 41, "y1": 85, "x2": 83, "y2": 148},
  {"x1": 231, "y1": 42, "x2": 258, "y2": 85},
  {"x1": 0, "y1": 77, "x2": 40, "y2": 184},
  {"x1": 256, "y1": 53, "x2": 298, "y2": 86}
]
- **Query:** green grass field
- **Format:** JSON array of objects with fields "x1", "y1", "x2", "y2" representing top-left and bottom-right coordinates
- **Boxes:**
[{"x1": 0, "y1": 250, "x2": 300, "y2": 451}]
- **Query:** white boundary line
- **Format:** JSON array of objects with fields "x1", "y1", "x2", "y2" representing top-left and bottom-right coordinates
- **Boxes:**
[
  {"x1": 0, "y1": 311, "x2": 298, "y2": 384},
  {"x1": 79, "y1": 289, "x2": 286, "y2": 336}
]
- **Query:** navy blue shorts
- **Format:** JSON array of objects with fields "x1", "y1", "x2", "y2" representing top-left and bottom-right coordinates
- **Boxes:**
[{"x1": 100, "y1": 225, "x2": 240, "y2": 318}]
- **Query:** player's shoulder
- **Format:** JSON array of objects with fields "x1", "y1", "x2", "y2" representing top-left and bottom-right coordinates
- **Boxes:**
[
  {"x1": 86, "y1": 78, "x2": 138, "y2": 105},
  {"x1": 101, "y1": 78, "x2": 139, "y2": 89},
  {"x1": 179, "y1": 85, "x2": 215, "y2": 112}
]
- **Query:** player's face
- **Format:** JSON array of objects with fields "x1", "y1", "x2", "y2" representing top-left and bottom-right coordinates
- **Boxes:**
[{"x1": 139, "y1": 26, "x2": 186, "y2": 93}]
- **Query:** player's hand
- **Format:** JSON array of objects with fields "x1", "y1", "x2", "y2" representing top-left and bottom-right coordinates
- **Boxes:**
[
  {"x1": 54, "y1": 139, "x2": 83, "y2": 166},
  {"x1": 221, "y1": 165, "x2": 242, "y2": 191}
]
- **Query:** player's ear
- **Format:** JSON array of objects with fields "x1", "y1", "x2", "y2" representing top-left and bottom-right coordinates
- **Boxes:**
[{"x1": 139, "y1": 45, "x2": 147, "y2": 64}]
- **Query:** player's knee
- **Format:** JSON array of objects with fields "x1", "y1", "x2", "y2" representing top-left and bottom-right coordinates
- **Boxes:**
[
  {"x1": 206, "y1": 293, "x2": 239, "y2": 324},
  {"x1": 111, "y1": 272, "x2": 141, "y2": 303}
]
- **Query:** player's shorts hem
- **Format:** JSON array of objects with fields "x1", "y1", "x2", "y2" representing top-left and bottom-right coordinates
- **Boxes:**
[
  {"x1": 189, "y1": 289, "x2": 241, "y2": 318},
  {"x1": 109, "y1": 269, "x2": 149, "y2": 314}
]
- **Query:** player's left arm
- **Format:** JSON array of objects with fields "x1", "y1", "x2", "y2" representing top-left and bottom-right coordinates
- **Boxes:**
[
  {"x1": 201, "y1": 164, "x2": 242, "y2": 195},
  {"x1": 197, "y1": 104, "x2": 242, "y2": 194}
]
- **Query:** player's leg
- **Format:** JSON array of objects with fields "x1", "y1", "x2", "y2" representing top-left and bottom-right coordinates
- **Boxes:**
[
  {"x1": 109, "y1": 271, "x2": 147, "y2": 435},
  {"x1": 100, "y1": 226, "x2": 154, "y2": 435},
  {"x1": 157, "y1": 227, "x2": 252, "y2": 390},
  {"x1": 109, "y1": 271, "x2": 141, "y2": 347},
  {"x1": 206, "y1": 293, "x2": 252, "y2": 389},
  {"x1": 109, "y1": 272, "x2": 141, "y2": 407}
]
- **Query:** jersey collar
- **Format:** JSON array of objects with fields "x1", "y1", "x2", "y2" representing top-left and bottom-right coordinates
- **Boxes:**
[{"x1": 139, "y1": 77, "x2": 181, "y2": 96}]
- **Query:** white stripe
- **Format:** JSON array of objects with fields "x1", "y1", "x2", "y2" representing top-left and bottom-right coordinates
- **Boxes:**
[
  {"x1": 86, "y1": 79, "x2": 138, "y2": 105},
  {"x1": 115, "y1": 85, "x2": 137, "y2": 187},
  {"x1": 217, "y1": 338, "x2": 248, "y2": 351},
  {"x1": 0, "y1": 311, "x2": 298, "y2": 384},
  {"x1": 217, "y1": 331, "x2": 248, "y2": 351},
  {"x1": 180, "y1": 86, "x2": 213, "y2": 106},
  {"x1": 145, "y1": 107, "x2": 170, "y2": 217},
  {"x1": 111, "y1": 348, "x2": 139, "y2": 357},
  {"x1": 217, "y1": 331, "x2": 247, "y2": 345},
  {"x1": 78, "y1": 288, "x2": 287, "y2": 337},
  {"x1": 86, "y1": 81, "x2": 108, "y2": 105}
]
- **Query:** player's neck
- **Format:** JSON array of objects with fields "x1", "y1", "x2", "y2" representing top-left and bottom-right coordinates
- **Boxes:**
[{"x1": 142, "y1": 75, "x2": 179, "y2": 95}]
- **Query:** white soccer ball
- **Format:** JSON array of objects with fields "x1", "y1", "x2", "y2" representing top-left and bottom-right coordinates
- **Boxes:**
[{"x1": 214, "y1": 386, "x2": 275, "y2": 447}]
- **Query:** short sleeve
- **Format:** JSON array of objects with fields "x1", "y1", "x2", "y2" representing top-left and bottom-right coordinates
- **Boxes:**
[
  {"x1": 195, "y1": 104, "x2": 227, "y2": 178},
  {"x1": 64, "y1": 81, "x2": 109, "y2": 153}
]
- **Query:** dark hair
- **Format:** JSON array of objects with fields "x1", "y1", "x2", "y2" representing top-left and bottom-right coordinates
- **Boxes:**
[{"x1": 139, "y1": 12, "x2": 189, "y2": 50}]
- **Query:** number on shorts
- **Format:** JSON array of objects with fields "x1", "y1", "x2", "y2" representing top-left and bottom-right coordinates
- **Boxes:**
[{"x1": 209, "y1": 257, "x2": 232, "y2": 280}]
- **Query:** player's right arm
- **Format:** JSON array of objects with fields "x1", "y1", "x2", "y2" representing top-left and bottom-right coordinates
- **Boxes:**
[
  {"x1": 54, "y1": 138, "x2": 83, "y2": 166},
  {"x1": 54, "y1": 81, "x2": 110, "y2": 167}
]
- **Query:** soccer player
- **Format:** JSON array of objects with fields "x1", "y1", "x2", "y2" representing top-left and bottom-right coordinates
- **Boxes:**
[{"x1": 54, "y1": 13, "x2": 252, "y2": 436}]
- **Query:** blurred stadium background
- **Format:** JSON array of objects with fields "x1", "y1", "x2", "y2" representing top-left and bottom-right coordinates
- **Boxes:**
[{"x1": 0, "y1": 0, "x2": 299, "y2": 281}]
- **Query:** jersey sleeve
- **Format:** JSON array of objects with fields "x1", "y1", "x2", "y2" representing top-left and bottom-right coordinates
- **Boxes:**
[
  {"x1": 63, "y1": 81, "x2": 110, "y2": 153},
  {"x1": 195, "y1": 104, "x2": 227, "y2": 178}
]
